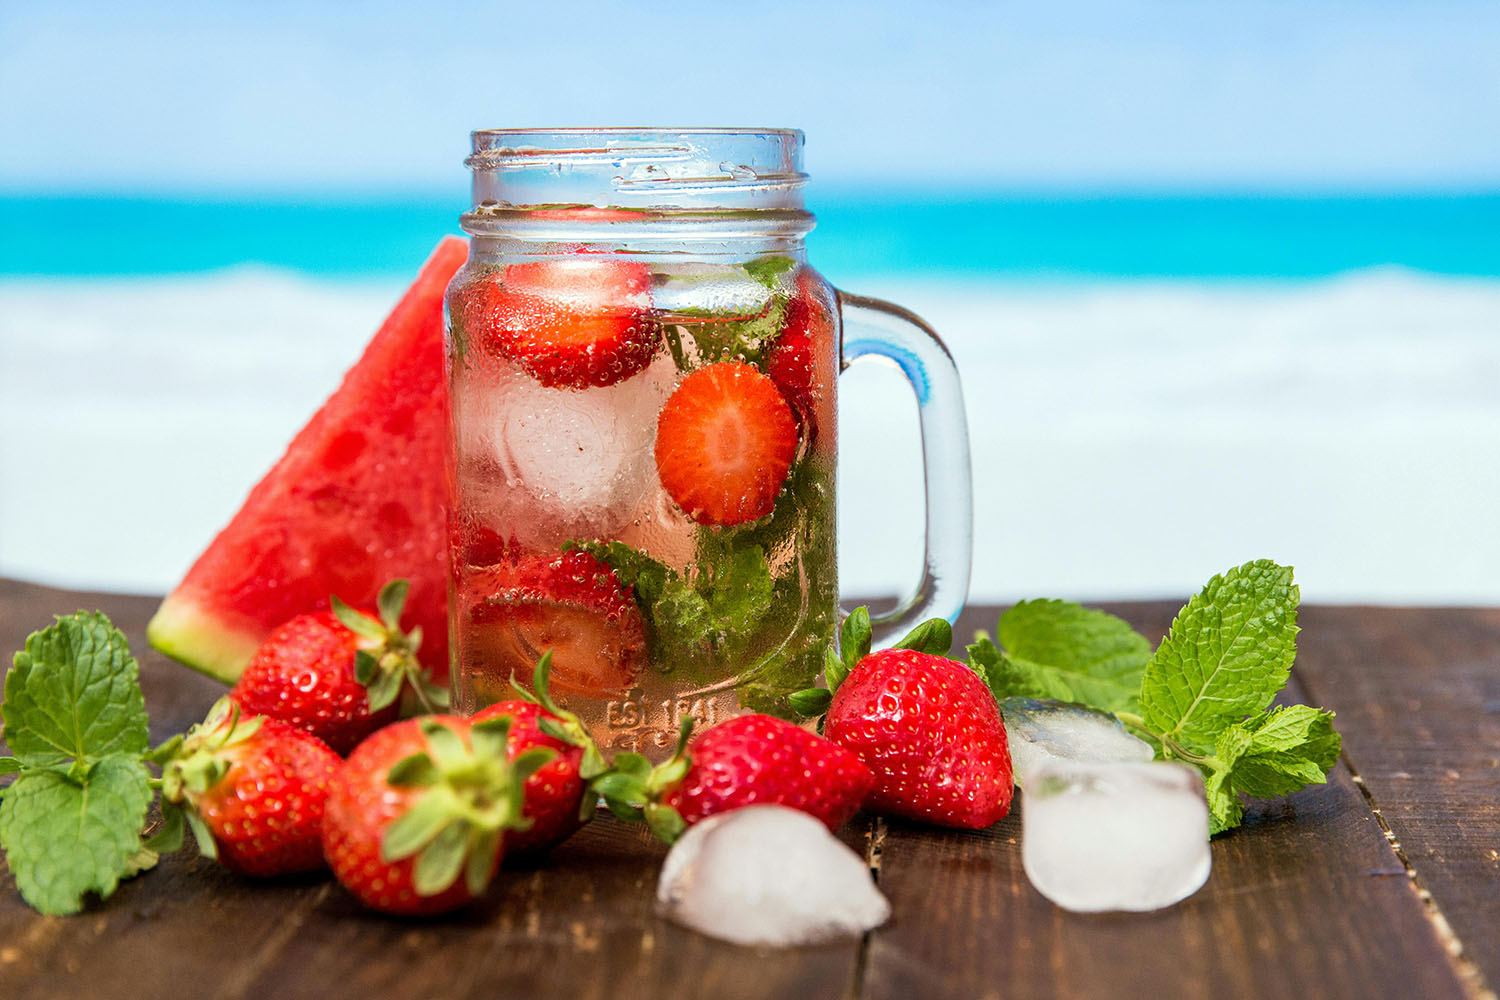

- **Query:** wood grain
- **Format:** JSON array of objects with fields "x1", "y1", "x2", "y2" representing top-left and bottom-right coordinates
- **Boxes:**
[
  {"x1": 1293, "y1": 605, "x2": 1500, "y2": 995},
  {"x1": 0, "y1": 582, "x2": 1492, "y2": 999}
]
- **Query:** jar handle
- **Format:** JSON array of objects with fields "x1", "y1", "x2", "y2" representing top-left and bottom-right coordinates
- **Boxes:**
[{"x1": 837, "y1": 291, "x2": 974, "y2": 647}]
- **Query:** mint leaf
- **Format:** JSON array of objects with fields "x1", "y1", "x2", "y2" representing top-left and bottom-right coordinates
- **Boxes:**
[
  {"x1": 1140, "y1": 560, "x2": 1299, "y2": 748},
  {"x1": 0, "y1": 755, "x2": 152, "y2": 915},
  {"x1": 0, "y1": 613, "x2": 161, "y2": 914},
  {"x1": 742, "y1": 255, "x2": 798, "y2": 286},
  {"x1": 3, "y1": 612, "x2": 149, "y2": 765},
  {"x1": 1196, "y1": 704, "x2": 1340, "y2": 834},
  {"x1": 703, "y1": 545, "x2": 774, "y2": 643},
  {"x1": 1201, "y1": 755, "x2": 1244, "y2": 835},
  {"x1": 968, "y1": 600, "x2": 1149, "y2": 714},
  {"x1": 1224, "y1": 705, "x2": 1341, "y2": 799}
]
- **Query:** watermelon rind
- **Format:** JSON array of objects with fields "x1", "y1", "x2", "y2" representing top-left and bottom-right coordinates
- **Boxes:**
[{"x1": 146, "y1": 594, "x2": 263, "y2": 684}]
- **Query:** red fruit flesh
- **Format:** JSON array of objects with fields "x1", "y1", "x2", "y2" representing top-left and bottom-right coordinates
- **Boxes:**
[
  {"x1": 825, "y1": 649, "x2": 1013, "y2": 830},
  {"x1": 462, "y1": 258, "x2": 658, "y2": 389},
  {"x1": 467, "y1": 551, "x2": 647, "y2": 698},
  {"x1": 663, "y1": 714, "x2": 873, "y2": 832},
  {"x1": 230, "y1": 609, "x2": 399, "y2": 755},
  {"x1": 189, "y1": 716, "x2": 342, "y2": 877},
  {"x1": 323, "y1": 716, "x2": 502, "y2": 916},
  {"x1": 472, "y1": 700, "x2": 587, "y2": 853},
  {"x1": 765, "y1": 271, "x2": 829, "y2": 423},
  {"x1": 653, "y1": 361, "x2": 798, "y2": 525},
  {"x1": 148, "y1": 237, "x2": 466, "y2": 684}
]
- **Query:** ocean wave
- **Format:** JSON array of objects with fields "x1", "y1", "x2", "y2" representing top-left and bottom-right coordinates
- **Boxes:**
[{"x1": 4, "y1": 267, "x2": 1499, "y2": 604}]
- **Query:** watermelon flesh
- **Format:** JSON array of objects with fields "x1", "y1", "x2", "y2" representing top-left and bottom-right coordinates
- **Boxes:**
[{"x1": 147, "y1": 237, "x2": 469, "y2": 683}]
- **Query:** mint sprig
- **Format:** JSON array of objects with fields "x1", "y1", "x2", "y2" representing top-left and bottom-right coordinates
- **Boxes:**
[
  {"x1": 974, "y1": 559, "x2": 1340, "y2": 835},
  {"x1": 0, "y1": 613, "x2": 160, "y2": 914}
]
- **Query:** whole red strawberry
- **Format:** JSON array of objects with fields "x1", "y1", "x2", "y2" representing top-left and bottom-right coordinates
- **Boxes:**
[
  {"x1": 825, "y1": 648, "x2": 1013, "y2": 830},
  {"x1": 159, "y1": 698, "x2": 341, "y2": 876},
  {"x1": 473, "y1": 699, "x2": 587, "y2": 853},
  {"x1": 322, "y1": 714, "x2": 550, "y2": 916},
  {"x1": 664, "y1": 714, "x2": 873, "y2": 832},
  {"x1": 593, "y1": 714, "x2": 872, "y2": 843},
  {"x1": 466, "y1": 550, "x2": 647, "y2": 698},
  {"x1": 231, "y1": 579, "x2": 446, "y2": 754}
]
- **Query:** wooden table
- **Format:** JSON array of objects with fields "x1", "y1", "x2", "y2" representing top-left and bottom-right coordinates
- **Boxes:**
[{"x1": 1, "y1": 578, "x2": 1496, "y2": 1000}]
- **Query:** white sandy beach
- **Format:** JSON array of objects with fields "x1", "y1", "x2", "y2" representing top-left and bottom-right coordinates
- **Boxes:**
[{"x1": 3, "y1": 267, "x2": 1498, "y2": 606}]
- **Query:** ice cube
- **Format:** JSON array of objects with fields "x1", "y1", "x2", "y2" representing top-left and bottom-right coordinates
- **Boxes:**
[
  {"x1": 650, "y1": 261, "x2": 773, "y2": 322},
  {"x1": 999, "y1": 697, "x2": 1155, "y2": 786},
  {"x1": 656, "y1": 805, "x2": 890, "y2": 947},
  {"x1": 467, "y1": 359, "x2": 674, "y2": 543},
  {"x1": 1022, "y1": 760, "x2": 1211, "y2": 913}
]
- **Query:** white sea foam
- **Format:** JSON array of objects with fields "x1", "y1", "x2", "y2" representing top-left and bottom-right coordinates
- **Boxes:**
[{"x1": 3, "y1": 266, "x2": 1499, "y2": 602}]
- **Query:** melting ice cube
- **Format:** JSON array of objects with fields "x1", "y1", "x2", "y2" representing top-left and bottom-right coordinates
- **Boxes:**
[
  {"x1": 1022, "y1": 760, "x2": 1212, "y2": 913},
  {"x1": 999, "y1": 697, "x2": 1155, "y2": 786},
  {"x1": 656, "y1": 805, "x2": 890, "y2": 947},
  {"x1": 462, "y1": 358, "x2": 675, "y2": 544}
]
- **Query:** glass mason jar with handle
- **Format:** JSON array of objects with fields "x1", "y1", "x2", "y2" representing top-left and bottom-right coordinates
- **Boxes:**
[{"x1": 447, "y1": 128, "x2": 971, "y2": 757}]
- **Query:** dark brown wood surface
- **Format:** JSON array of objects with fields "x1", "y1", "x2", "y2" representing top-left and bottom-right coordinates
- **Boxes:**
[{"x1": 0, "y1": 579, "x2": 1494, "y2": 1000}]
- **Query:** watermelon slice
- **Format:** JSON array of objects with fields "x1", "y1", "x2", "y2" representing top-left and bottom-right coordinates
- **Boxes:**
[{"x1": 147, "y1": 237, "x2": 469, "y2": 683}]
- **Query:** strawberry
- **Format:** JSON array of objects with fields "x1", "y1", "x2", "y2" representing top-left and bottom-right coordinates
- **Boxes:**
[
  {"x1": 230, "y1": 579, "x2": 447, "y2": 754},
  {"x1": 765, "y1": 271, "x2": 829, "y2": 424},
  {"x1": 467, "y1": 550, "x2": 647, "y2": 698},
  {"x1": 321, "y1": 714, "x2": 550, "y2": 916},
  {"x1": 158, "y1": 698, "x2": 342, "y2": 876},
  {"x1": 664, "y1": 714, "x2": 873, "y2": 831},
  {"x1": 593, "y1": 714, "x2": 873, "y2": 843},
  {"x1": 653, "y1": 361, "x2": 799, "y2": 525},
  {"x1": 471, "y1": 652, "x2": 607, "y2": 854},
  {"x1": 825, "y1": 647, "x2": 1013, "y2": 830},
  {"x1": 460, "y1": 258, "x2": 658, "y2": 388}
]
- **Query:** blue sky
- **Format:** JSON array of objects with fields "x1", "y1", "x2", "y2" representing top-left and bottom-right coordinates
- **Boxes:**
[{"x1": 2, "y1": 0, "x2": 1498, "y2": 193}]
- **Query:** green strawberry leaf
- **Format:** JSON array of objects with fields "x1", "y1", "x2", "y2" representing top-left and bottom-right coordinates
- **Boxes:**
[
  {"x1": 1140, "y1": 560, "x2": 1300, "y2": 748},
  {"x1": 412, "y1": 821, "x2": 469, "y2": 896},
  {"x1": 789, "y1": 688, "x2": 833, "y2": 717},
  {"x1": 376, "y1": 579, "x2": 410, "y2": 633},
  {"x1": 893, "y1": 617, "x2": 953, "y2": 657},
  {"x1": 0, "y1": 754, "x2": 152, "y2": 915},
  {"x1": 645, "y1": 803, "x2": 686, "y2": 844},
  {"x1": 382, "y1": 789, "x2": 460, "y2": 861}
]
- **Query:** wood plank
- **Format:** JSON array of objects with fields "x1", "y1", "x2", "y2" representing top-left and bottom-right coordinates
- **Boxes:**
[
  {"x1": 0, "y1": 580, "x2": 863, "y2": 1000},
  {"x1": 856, "y1": 602, "x2": 1474, "y2": 1000},
  {"x1": 1293, "y1": 605, "x2": 1500, "y2": 995}
]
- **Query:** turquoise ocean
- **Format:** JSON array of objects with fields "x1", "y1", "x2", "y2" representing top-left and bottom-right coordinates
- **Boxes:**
[{"x1": 4, "y1": 192, "x2": 1499, "y2": 280}]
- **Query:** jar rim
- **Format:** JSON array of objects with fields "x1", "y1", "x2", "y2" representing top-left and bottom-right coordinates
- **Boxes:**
[{"x1": 470, "y1": 126, "x2": 803, "y2": 140}]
